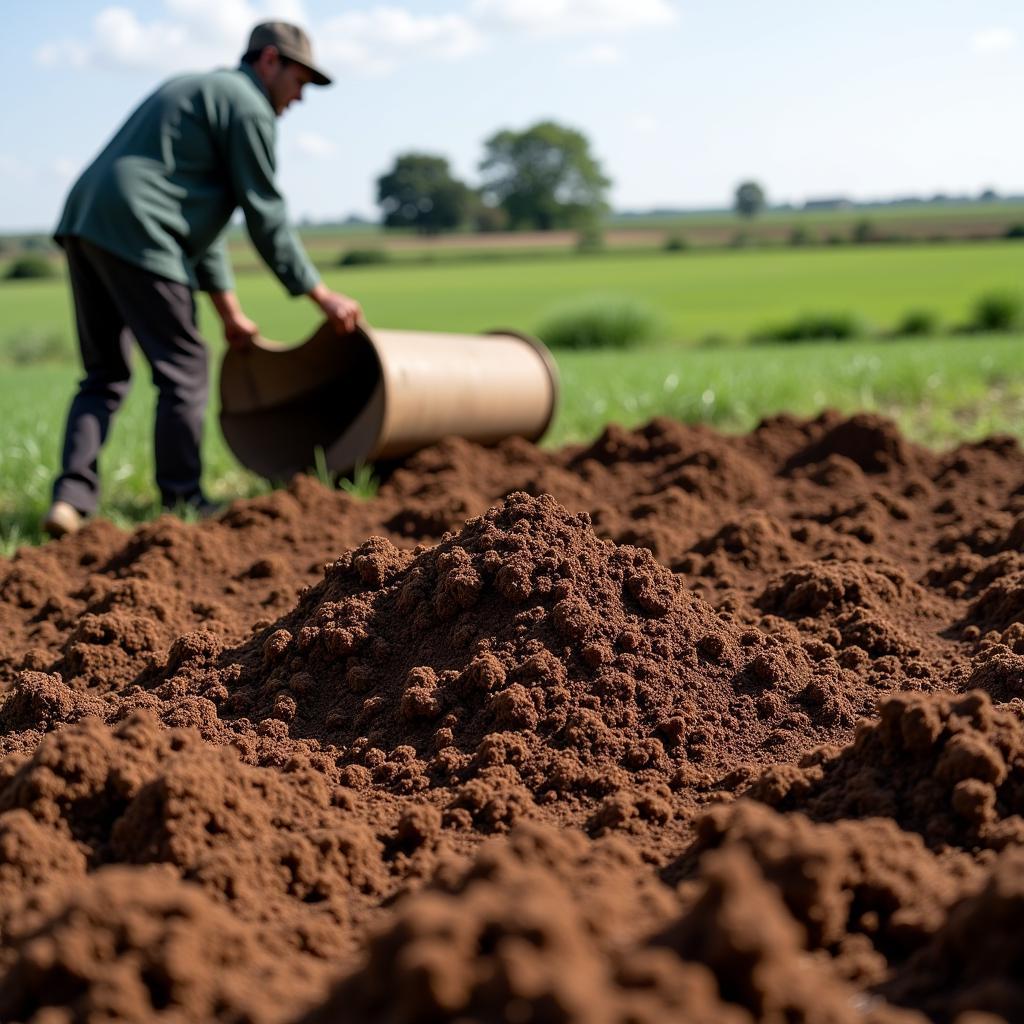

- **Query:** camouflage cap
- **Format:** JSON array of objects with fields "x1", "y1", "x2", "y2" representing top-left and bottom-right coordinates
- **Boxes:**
[{"x1": 245, "y1": 21, "x2": 332, "y2": 86}]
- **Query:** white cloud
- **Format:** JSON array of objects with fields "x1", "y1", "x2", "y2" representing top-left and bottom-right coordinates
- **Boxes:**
[
  {"x1": 87, "y1": 7, "x2": 191, "y2": 70},
  {"x1": 318, "y1": 8, "x2": 485, "y2": 76},
  {"x1": 571, "y1": 43, "x2": 621, "y2": 65},
  {"x1": 36, "y1": 0, "x2": 312, "y2": 74},
  {"x1": 36, "y1": 1, "x2": 483, "y2": 79},
  {"x1": 293, "y1": 131, "x2": 337, "y2": 158},
  {"x1": 471, "y1": 0, "x2": 677, "y2": 36},
  {"x1": 971, "y1": 27, "x2": 1017, "y2": 54},
  {"x1": 34, "y1": 0, "x2": 676, "y2": 81},
  {"x1": 164, "y1": 0, "x2": 309, "y2": 44}
]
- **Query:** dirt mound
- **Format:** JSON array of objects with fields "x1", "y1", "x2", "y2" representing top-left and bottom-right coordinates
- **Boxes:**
[
  {"x1": 300, "y1": 830, "x2": 741, "y2": 1024},
  {"x1": 0, "y1": 866, "x2": 328, "y2": 1024},
  {"x1": 961, "y1": 627, "x2": 1024, "y2": 703},
  {"x1": 750, "y1": 690, "x2": 1024, "y2": 850},
  {"x1": 963, "y1": 569, "x2": 1024, "y2": 636},
  {"x1": 678, "y1": 800, "x2": 979, "y2": 983},
  {"x1": 691, "y1": 510, "x2": 801, "y2": 574},
  {"x1": 783, "y1": 412, "x2": 916, "y2": 475},
  {"x1": 304, "y1": 814, "x2": 930, "y2": 1024},
  {"x1": 759, "y1": 559, "x2": 929, "y2": 623},
  {"x1": 651, "y1": 845, "x2": 898, "y2": 1024},
  {"x1": 881, "y1": 847, "x2": 1024, "y2": 1022},
  {"x1": 756, "y1": 559, "x2": 951, "y2": 685},
  {"x1": 3, "y1": 411, "x2": 1024, "y2": 1021},
  {"x1": 176, "y1": 493, "x2": 872, "y2": 824},
  {"x1": 0, "y1": 711, "x2": 387, "y2": 960}
]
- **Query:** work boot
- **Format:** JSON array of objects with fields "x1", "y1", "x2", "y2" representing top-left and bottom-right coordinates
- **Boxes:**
[{"x1": 42, "y1": 500, "x2": 84, "y2": 539}]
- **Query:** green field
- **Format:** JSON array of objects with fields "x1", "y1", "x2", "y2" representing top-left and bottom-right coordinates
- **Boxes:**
[
  {"x1": 1, "y1": 239, "x2": 1022, "y2": 553},
  {"x1": 3, "y1": 241, "x2": 1022, "y2": 353}
]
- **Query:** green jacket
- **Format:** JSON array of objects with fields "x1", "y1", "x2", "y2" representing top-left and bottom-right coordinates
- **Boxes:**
[{"x1": 55, "y1": 64, "x2": 320, "y2": 296}]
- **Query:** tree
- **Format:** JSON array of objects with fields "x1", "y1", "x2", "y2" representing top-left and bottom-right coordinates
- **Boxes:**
[
  {"x1": 376, "y1": 153, "x2": 472, "y2": 234},
  {"x1": 479, "y1": 121, "x2": 611, "y2": 231},
  {"x1": 734, "y1": 181, "x2": 766, "y2": 219}
]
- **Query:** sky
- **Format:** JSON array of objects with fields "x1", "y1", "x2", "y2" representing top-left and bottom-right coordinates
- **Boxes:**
[{"x1": 2, "y1": 0, "x2": 1022, "y2": 231}]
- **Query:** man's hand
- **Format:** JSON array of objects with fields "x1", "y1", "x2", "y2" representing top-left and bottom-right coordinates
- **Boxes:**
[
  {"x1": 309, "y1": 282, "x2": 362, "y2": 334},
  {"x1": 209, "y1": 290, "x2": 259, "y2": 351},
  {"x1": 222, "y1": 311, "x2": 260, "y2": 351}
]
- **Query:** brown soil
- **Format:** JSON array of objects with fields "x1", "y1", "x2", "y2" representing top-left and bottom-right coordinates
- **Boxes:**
[{"x1": 1, "y1": 410, "x2": 1023, "y2": 1022}]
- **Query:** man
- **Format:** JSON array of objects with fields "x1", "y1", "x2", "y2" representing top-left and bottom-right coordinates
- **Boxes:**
[{"x1": 44, "y1": 21, "x2": 361, "y2": 538}]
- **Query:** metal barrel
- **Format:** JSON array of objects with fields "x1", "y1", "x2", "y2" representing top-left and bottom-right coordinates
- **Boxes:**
[{"x1": 219, "y1": 321, "x2": 559, "y2": 481}]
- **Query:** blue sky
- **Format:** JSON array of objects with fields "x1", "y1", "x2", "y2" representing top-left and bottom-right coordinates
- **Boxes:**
[{"x1": 3, "y1": 1, "x2": 1022, "y2": 231}]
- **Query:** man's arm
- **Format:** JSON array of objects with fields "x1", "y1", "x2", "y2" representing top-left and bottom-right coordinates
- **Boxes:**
[
  {"x1": 225, "y1": 113, "x2": 361, "y2": 332},
  {"x1": 194, "y1": 235, "x2": 260, "y2": 349}
]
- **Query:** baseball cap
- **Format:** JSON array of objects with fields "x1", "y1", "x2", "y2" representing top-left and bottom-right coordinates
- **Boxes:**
[{"x1": 245, "y1": 21, "x2": 332, "y2": 86}]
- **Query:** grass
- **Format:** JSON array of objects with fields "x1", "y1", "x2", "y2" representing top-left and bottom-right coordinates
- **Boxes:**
[
  {"x1": 3, "y1": 241, "x2": 1022, "y2": 553},
  {"x1": 554, "y1": 333, "x2": 1024, "y2": 446},
  {"x1": 537, "y1": 295, "x2": 661, "y2": 350},
  {"x1": 2, "y1": 241, "x2": 1023, "y2": 355},
  {"x1": 3, "y1": 331, "x2": 1023, "y2": 555}
]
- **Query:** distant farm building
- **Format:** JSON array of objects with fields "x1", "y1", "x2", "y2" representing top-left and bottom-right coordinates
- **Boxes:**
[{"x1": 803, "y1": 197, "x2": 854, "y2": 211}]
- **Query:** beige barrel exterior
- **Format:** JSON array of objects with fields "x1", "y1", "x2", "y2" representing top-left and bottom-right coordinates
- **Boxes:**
[{"x1": 219, "y1": 321, "x2": 558, "y2": 480}]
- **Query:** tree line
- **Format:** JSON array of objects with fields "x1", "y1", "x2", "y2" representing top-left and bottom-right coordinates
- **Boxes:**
[
  {"x1": 376, "y1": 120, "x2": 611, "y2": 235},
  {"x1": 376, "y1": 120, "x2": 770, "y2": 235}
]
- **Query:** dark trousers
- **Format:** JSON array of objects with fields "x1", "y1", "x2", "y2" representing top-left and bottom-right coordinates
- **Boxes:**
[{"x1": 53, "y1": 237, "x2": 209, "y2": 514}]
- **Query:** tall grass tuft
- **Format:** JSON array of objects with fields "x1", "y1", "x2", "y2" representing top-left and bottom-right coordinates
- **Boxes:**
[
  {"x1": 338, "y1": 248, "x2": 391, "y2": 267},
  {"x1": 536, "y1": 296, "x2": 661, "y2": 350},
  {"x1": 969, "y1": 291, "x2": 1024, "y2": 332},
  {"x1": 893, "y1": 309, "x2": 941, "y2": 337},
  {"x1": 312, "y1": 445, "x2": 333, "y2": 487},
  {"x1": 340, "y1": 462, "x2": 379, "y2": 499},
  {"x1": 752, "y1": 311, "x2": 870, "y2": 343},
  {"x1": 3, "y1": 330, "x2": 71, "y2": 365}
]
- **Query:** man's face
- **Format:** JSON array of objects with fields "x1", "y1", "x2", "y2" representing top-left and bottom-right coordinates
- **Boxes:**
[{"x1": 263, "y1": 54, "x2": 313, "y2": 116}]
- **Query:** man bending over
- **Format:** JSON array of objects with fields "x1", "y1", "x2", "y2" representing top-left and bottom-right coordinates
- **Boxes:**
[{"x1": 45, "y1": 21, "x2": 360, "y2": 537}]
